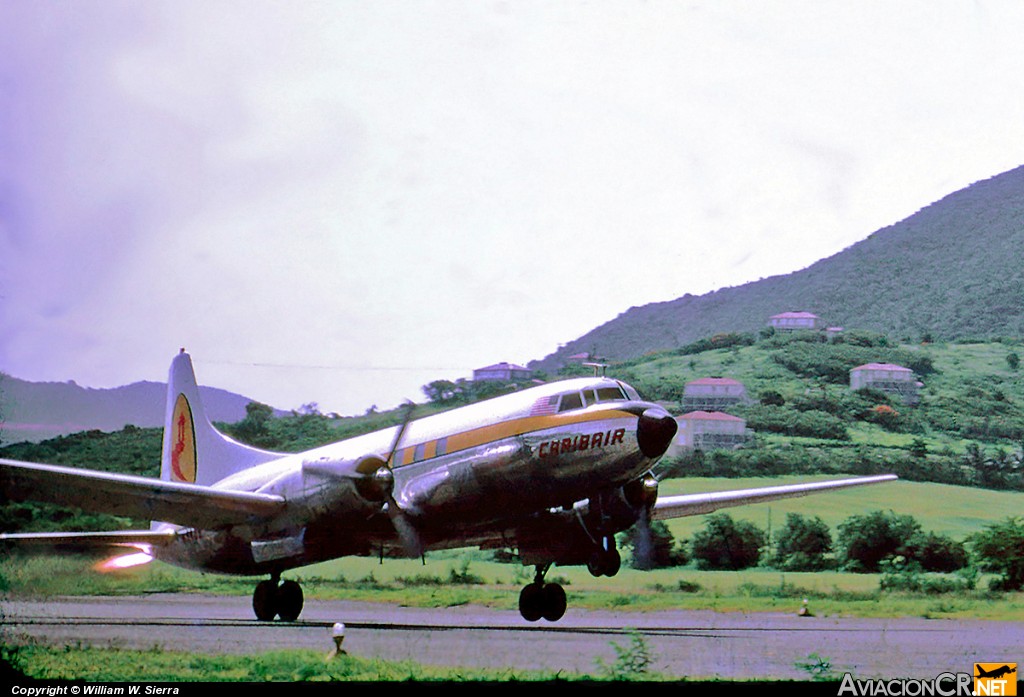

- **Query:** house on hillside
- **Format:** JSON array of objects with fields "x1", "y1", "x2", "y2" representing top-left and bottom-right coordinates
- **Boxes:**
[
  {"x1": 769, "y1": 311, "x2": 823, "y2": 332},
  {"x1": 850, "y1": 363, "x2": 921, "y2": 405},
  {"x1": 472, "y1": 362, "x2": 532, "y2": 382},
  {"x1": 681, "y1": 377, "x2": 749, "y2": 411},
  {"x1": 670, "y1": 411, "x2": 752, "y2": 454}
]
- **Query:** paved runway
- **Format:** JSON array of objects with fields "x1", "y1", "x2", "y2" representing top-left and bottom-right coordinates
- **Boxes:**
[{"x1": 1, "y1": 594, "x2": 1019, "y2": 680}]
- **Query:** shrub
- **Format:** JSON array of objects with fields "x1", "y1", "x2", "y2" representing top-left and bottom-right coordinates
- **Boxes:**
[
  {"x1": 904, "y1": 532, "x2": 968, "y2": 572},
  {"x1": 837, "y1": 510, "x2": 921, "y2": 572},
  {"x1": 691, "y1": 513, "x2": 766, "y2": 570},
  {"x1": 969, "y1": 517, "x2": 1024, "y2": 590},
  {"x1": 772, "y1": 513, "x2": 833, "y2": 571},
  {"x1": 878, "y1": 557, "x2": 976, "y2": 594}
]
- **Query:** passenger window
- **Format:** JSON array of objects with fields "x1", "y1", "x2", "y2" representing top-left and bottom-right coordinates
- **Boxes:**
[
  {"x1": 557, "y1": 392, "x2": 584, "y2": 412},
  {"x1": 582, "y1": 389, "x2": 597, "y2": 406}
]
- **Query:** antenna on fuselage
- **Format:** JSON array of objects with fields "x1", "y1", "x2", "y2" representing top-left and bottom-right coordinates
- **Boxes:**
[{"x1": 582, "y1": 362, "x2": 608, "y2": 377}]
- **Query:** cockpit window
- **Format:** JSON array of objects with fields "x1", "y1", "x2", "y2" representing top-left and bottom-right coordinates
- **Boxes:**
[
  {"x1": 595, "y1": 386, "x2": 627, "y2": 402},
  {"x1": 557, "y1": 392, "x2": 584, "y2": 412},
  {"x1": 558, "y1": 385, "x2": 632, "y2": 412},
  {"x1": 618, "y1": 382, "x2": 641, "y2": 401}
]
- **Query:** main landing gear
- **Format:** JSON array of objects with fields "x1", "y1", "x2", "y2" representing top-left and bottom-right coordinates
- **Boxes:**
[
  {"x1": 252, "y1": 573, "x2": 304, "y2": 622},
  {"x1": 518, "y1": 536, "x2": 621, "y2": 623},
  {"x1": 518, "y1": 564, "x2": 567, "y2": 622}
]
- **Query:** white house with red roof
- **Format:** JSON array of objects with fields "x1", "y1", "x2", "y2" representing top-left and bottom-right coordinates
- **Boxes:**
[
  {"x1": 769, "y1": 311, "x2": 823, "y2": 332},
  {"x1": 682, "y1": 376, "x2": 748, "y2": 411},
  {"x1": 472, "y1": 362, "x2": 532, "y2": 382},
  {"x1": 850, "y1": 363, "x2": 920, "y2": 405},
  {"x1": 670, "y1": 410, "x2": 751, "y2": 455}
]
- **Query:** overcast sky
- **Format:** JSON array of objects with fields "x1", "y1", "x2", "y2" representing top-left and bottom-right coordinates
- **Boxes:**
[{"x1": 2, "y1": 1, "x2": 1024, "y2": 416}]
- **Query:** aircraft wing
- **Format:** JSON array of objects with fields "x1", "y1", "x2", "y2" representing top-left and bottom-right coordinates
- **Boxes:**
[
  {"x1": 0, "y1": 458, "x2": 285, "y2": 530},
  {"x1": 652, "y1": 474, "x2": 898, "y2": 520}
]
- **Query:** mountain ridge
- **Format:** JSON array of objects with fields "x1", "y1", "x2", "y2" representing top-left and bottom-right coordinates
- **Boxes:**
[
  {"x1": 0, "y1": 374, "x2": 278, "y2": 444},
  {"x1": 532, "y1": 164, "x2": 1024, "y2": 371}
]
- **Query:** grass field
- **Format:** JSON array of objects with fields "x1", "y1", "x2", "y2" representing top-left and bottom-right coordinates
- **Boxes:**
[{"x1": 655, "y1": 475, "x2": 1024, "y2": 541}]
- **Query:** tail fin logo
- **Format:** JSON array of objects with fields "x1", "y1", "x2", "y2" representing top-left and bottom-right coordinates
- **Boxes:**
[{"x1": 170, "y1": 393, "x2": 197, "y2": 483}]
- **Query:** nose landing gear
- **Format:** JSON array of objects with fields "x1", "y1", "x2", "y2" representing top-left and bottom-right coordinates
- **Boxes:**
[
  {"x1": 252, "y1": 574, "x2": 304, "y2": 621},
  {"x1": 587, "y1": 535, "x2": 621, "y2": 577},
  {"x1": 518, "y1": 564, "x2": 567, "y2": 622}
]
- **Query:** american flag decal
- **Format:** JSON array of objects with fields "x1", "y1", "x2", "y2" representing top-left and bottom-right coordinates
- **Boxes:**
[{"x1": 530, "y1": 395, "x2": 558, "y2": 416}]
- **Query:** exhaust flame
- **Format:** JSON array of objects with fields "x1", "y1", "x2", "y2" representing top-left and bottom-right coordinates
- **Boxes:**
[{"x1": 94, "y1": 545, "x2": 154, "y2": 572}]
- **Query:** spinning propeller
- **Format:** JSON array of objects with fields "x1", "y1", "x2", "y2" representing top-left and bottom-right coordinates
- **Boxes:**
[
  {"x1": 380, "y1": 402, "x2": 423, "y2": 558},
  {"x1": 625, "y1": 474, "x2": 660, "y2": 571}
]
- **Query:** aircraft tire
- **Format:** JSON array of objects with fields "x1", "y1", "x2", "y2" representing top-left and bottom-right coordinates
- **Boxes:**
[
  {"x1": 276, "y1": 580, "x2": 304, "y2": 622},
  {"x1": 586, "y1": 548, "x2": 622, "y2": 578},
  {"x1": 604, "y1": 549, "x2": 621, "y2": 577},
  {"x1": 518, "y1": 582, "x2": 544, "y2": 622},
  {"x1": 541, "y1": 583, "x2": 566, "y2": 622},
  {"x1": 253, "y1": 580, "x2": 278, "y2": 621}
]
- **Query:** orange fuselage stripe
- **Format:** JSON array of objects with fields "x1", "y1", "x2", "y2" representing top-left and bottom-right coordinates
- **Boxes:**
[{"x1": 390, "y1": 409, "x2": 635, "y2": 467}]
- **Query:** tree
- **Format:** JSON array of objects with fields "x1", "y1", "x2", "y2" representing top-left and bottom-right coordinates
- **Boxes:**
[
  {"x1": 1007, "y1": 352, "x2": 1020, "y2": 371},
  {"x1": 837, "y1": 510, "x2": 921, "y2": 572},
  {"x1": 772, "y1": 513, "x2": 832, "y2": 571},
  {"x1": 422, "y1": 379, "x2": 463, "y2": 405},
  {"x1": 691, "y1": 513, "x2": 765, "y2": 570},
  {"x1": 230, "y1": 401, "x2": 276, "y2": 448},
  {"x1": 970, "y1": 517, "x2": 1024, "y2": 590}
]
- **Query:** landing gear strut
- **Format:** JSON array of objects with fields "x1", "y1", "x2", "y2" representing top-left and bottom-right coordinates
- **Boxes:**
[
  {"x1": 252, "y1": 574, "x2": 304, "y2": 622},
  {"x1": 518, "y1": 564, "x2": 567, "y2": 622}
]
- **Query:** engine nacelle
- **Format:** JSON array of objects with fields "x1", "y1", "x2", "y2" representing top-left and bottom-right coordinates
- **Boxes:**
[{"x1": 598, "y1": 474, "x2": 659, "y2": 530}]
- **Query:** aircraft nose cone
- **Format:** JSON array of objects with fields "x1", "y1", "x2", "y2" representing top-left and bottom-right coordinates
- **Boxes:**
[{"x1": 637, "y1": 408, "x2": 678, "y2": 458}]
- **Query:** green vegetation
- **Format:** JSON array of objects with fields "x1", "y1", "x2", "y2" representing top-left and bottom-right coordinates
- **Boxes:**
[
  {"x1": 771, "y1": 513, "x2": 832, "y2": 571},
  {"x1": 690, "y1": 514, "x2": 765, "y2": 570},
  {"x1": 7, "y1": 646, "x2": 600, "y2": 682},
  {"x1": 970, "y1": 516, "x2": 1024, "y2": 590}
]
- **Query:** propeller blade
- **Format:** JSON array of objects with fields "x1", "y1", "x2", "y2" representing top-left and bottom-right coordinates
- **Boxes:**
[
  {"x1": 387, "y1": 498, "x2": 424, "y2": 559},
  {"x1": 632, "y1": 506, "x2": 655, "y2": 570},
  {"x1": 386, "y1": 401, "x2": 416, "y2": 467},
  {"x1": 383, "y1": 401, "x2": 423, "y2": 558}
]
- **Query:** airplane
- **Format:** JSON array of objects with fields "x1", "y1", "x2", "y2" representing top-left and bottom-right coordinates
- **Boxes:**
[
  {"x1": 975, "y1": 665, "x2": 1017, "y2": 680},
  {"x1": 0, "y1": 349, "x2": 897, "y2": 623}
]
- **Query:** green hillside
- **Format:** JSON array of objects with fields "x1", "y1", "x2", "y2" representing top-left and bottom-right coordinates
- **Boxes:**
[{"x1": 533, "y1": 163, "x2": 1024, "y2": 370}]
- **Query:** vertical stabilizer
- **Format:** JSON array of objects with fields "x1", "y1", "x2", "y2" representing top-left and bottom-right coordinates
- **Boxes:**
[{"x1": 161, "y1": 350, "x2": 283, "y2": 487}]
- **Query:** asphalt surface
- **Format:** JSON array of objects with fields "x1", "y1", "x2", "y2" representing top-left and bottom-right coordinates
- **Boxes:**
[{"x1": 1, "y1": 594, "x2": 1019, "y2": 680}]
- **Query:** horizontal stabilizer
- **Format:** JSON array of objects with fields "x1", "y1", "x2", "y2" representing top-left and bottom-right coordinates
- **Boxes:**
[
  {"x1": 1, "y1": 458, "x2": 285, "y2": 529},
  {"x1": 652, "y1": 474, "x2": 898, "y2": 520}
]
